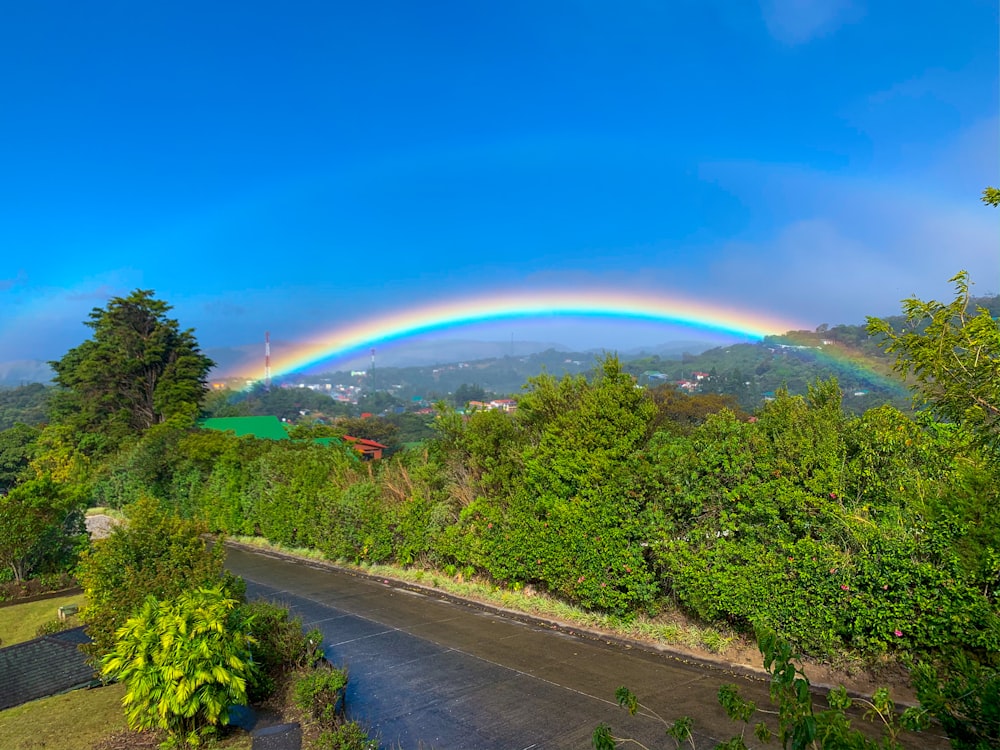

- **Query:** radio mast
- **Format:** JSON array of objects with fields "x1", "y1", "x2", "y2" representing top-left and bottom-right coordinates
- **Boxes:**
[{"x1": 264, "y1": 331, "x2": 272, "y2": 389}]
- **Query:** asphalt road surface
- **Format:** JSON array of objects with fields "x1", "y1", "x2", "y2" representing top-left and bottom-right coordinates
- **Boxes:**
[{"x1": 225, "y1": 545, "x2": 947, "y2": 750}]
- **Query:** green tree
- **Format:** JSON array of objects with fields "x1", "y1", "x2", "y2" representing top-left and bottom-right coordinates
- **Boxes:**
[
  {"x1": 357, "y1": 389, "x2": 403, "y2": 416},
  {"x1": 868, "y1": 259, "x2": 1000, "y2": 748},
  {"x1": 0, "y1": 422, "x2": 40, "y2": 492},
  {"x1": 101, "y1": 586, "x2": 256, "y2": 748},
  {"x1": 77, "y1": 497, "x2": 237, "y2": 657},
  {"x1": 452, "y1": 383, "x2": 488, "y2": 407},
  {"x1": 0, "y1": 475, "x2": 85, "y2": 581},
  {"x1": 0, "y1": 383, "x2": 51, "y2": 430},
  {"x1": 334, "y1": 415, "x2": 401, "y2": 454},
  {"x1": 460, "y1": 357, "x2": 659, "y2": 613},
  {"x1": 647, "y1": 384, "x2": 747, "y2": 434},
  {"x1": 49, "y1": 290, "x2": 213, "y2": 454},
  {"x1": 867, "y1": 271, "x2": 1000, "y2": 448}
]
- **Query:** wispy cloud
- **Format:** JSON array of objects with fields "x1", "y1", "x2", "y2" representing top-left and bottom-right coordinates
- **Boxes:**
[
  {"x1": 0, "y1": 270, "x2": 28, "y2": 292},
  {"x1": 648, "y1": 162, "x2": 999, "y2": 326},
  {"x1": 759, "y1": 0, "x2": 861, "y2": 44}
]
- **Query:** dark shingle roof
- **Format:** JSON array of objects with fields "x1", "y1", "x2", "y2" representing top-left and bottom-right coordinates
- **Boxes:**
[{"x1": 0, "y1": 627, "x2": 99, "y2": 710}]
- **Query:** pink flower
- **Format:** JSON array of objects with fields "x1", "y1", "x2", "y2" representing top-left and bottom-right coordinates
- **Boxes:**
[
  {"x1": 829, "y1": 568, "x2": 838, "y2": 574},
  {"x1": 578, "y1": 576, "x2": 585, "y2": 583},
  {"x1": 840, "y1": 584, "x2": 849, "y2": 591},
  {"x1": 882, "y1": 584, "x2": 889, "y2": 590},
  {"x1": 487, "y1": 522, "x2": 493, "y2": 529},
  {"x1": 894, "y1": 629, "x2": 903, "y2": 637}
]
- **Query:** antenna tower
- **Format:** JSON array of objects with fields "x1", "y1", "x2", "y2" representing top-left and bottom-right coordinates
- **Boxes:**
[{"x1": 264, "y1": 331, "x2": 272, "y2": 389}]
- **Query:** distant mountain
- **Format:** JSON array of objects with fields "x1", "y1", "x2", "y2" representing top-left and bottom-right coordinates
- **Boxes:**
[
  {"x1": 614, "y1": 340, "x2": 722, "y2": 359},
  {"x1": 0, "y1": 360, "x2": 53, "y2": 387},
  {"x1": 208, "y1": 338, "x2": 584, "y2": 379}
]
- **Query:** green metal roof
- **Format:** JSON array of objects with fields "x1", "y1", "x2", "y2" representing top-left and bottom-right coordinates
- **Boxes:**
[{"x1": 200, "y1": 416, "x2": 290, "y2": 440}]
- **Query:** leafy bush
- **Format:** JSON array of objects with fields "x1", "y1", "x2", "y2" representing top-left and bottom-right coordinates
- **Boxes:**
[
  {"x1": 311, "y1": 722, "x2": 377, "y2": 750},
  {"x1": 101, "y1": 586, "x2": 256, "y2": 748},
  {"x1": 35, "y1": 616, "x2": 79, "y2": 637},
  {"x1": 292, "y1": 666, "x2": 349, "y2": 728},
  {"x1": 242, "y1": 599, "x2": 323, "y2": 701},
  {"x1": 77, "y1": 497, "x2": 241, "y2": 657}
]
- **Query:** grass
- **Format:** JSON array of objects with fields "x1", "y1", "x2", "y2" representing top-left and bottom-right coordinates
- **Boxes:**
[
  {"x1": 0, "y1": 592, "x2": 86, "y2": 648},
  {"x1": 0, "y1": 684, "x2": 129, "y2": 750},
  {"x1": 0, "y1": 684, "x2": 254, "y2": 750}
]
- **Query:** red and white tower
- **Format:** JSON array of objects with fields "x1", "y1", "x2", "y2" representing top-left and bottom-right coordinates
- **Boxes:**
[{"x1": 265, "y1": 331, "x2": 272, "y2": 389}]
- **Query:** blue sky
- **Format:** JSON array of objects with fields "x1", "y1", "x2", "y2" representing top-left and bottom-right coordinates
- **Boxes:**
[{"x1": 1, "y1": 1, "x2": 997, "y2": 371}]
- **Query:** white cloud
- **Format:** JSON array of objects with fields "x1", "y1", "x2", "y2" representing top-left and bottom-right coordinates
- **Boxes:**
[{"x1": 637, "y1": 154, "x2": 999, "y2": 328}]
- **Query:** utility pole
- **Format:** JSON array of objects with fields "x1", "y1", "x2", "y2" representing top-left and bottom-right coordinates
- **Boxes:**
[{"x1": 264, "y1": 331, "x2": 271, "y2": 390}]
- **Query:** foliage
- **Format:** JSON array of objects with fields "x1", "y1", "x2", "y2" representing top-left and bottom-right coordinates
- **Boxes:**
[
  {"x1": 647, "y1": 384, "x2": 747, "y2": 434},
  {"x1": 35, "y1": 614, "x2": 81, "y2": 637},
  {"x1": 310, "y1": 722, "x2": 378, "y2": 750},
  {"x1": 593, "y1": 685, "x2": 695, "y2": 750},
  {"x1": 0, "y1": 383, "x2": 51, "y2": 430},
  {"x1": 911, "y1": 652, "x2": 1000, "y2": 750},
  {"x1": 0, "y1": 475, "x2": 86, "y2": 581},
  {"x1": 867, "y1": 264, "x2": 1000, "y2": 743},
  {"x1": 242, "y1": 599, "x2": 323, "y2": 701},
  {"x1": 385, "y1": 410, "x2": 439, "y2": 445},
  {"x1": 90, "y1": 419, "x2": 192, "y2": 509},
  {"x1": 334, "y1": 415, "x2": 401, "y2": 455},
  {"x1": 292, "y1": 666, "x2": 349, "y2": 728},
  {"x1": 452, "y1": 382, "x2": 489, "y2": 407},
  {"x1": 648, "y1": 382, "x2": 1000, "y2": 661},
  {"x1": 447, "y1": 357, "x2": 660, "y2": 614},
  {"x1": 48, "y1": 289, "x2": 213, "y2": 456},
  {"x1": 867, "y1": 271, "x2": 1000, "y2": 449},
  {"x1": 101, "y1": 586, "x2": 256, "y2": 748},
  {"x1": 77, "y1": 496, "x2": 238, "y2": 657},
  {"x1": 357, "y1": 389, "x2": 404, "y2": 416},
  {"x1": 594, "y1": 632, "x2": 928, "y2": 750},
  {"x1": 0, "y1": 422, "x2": 40, "y2": 491},
  {"x1": 220, "y1": 382, "x2": 353, "y2": 422}
]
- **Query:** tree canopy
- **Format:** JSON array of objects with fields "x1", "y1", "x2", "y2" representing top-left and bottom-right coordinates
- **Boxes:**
[
  {"x1": 867, "y1": 271, "x2": 1000, "y2": 449},
  {"x1": 49, "y1": 290, "x2": 213, "y2": 454}
]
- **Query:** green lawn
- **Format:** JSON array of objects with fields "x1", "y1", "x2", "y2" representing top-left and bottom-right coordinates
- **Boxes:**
[
  {"x1": 0, "y1": 683, "x2": 254, "y2": 750},
  {"x1": 0, "y1": 683, "x2": 129, "y2": 750},
  {"x1": 0, "y1": 593, "x2": 86, "y2": 648}
]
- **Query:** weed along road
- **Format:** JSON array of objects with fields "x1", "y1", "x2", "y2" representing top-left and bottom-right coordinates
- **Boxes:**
[{"x1": 224, "y1": 545, "x2": 946, "y2": 750}]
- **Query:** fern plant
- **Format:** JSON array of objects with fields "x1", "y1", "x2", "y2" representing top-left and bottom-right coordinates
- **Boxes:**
[{"x1": 101, "y1": 585, "x2": 257, "y2": 748}]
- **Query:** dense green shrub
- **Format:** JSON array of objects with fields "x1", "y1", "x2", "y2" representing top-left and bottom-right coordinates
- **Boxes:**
[
  {"x1": 292, "y1": 666, "x2": 349, "y2": 728},
  {"x1": 101, "y1": 586, "x2": 255, "y2": 748},
  {"x1": 311, "y1": 722, "x2": 377, "y2": 750},
  {"x1": 77, "y1": 496, "x2": 241, "y2": 657},
  {"x1": 0, "y1": 475, "x2": 87, "y2": 582},
  {"x1": 243, "y1": 599, "x2": 323, "y2": 701}
]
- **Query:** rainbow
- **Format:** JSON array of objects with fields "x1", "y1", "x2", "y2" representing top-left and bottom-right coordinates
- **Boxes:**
[{"x1": 226, "y1": 290, "x2": 807, "y2": 380}]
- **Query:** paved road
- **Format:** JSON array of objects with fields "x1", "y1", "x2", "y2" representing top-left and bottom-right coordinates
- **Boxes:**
[{"x1": 225, "y1": 545, "x2": 946, "y2": 750}]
